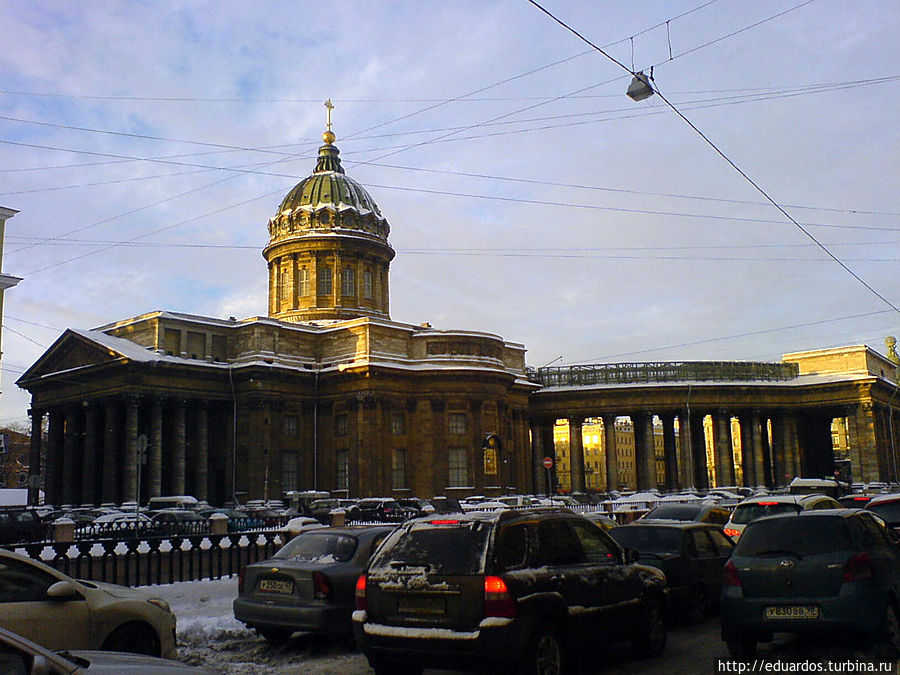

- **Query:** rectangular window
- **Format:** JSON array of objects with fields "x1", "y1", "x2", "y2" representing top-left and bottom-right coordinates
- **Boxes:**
[
  {"x1": 318, "y1": 266, "x2": 332, "y2": 295},
  {"x1": 341, "y1": 268, "x2": 356, "y2": 296},
  {"x1": 363, "y1": 270, "x2": 374, "y2": 299},
  {"x1": 336, "y1": 450, "x2": 349, "y2": 491},
  {"x1": 282, "y1": 451, "x2": 298, "y2": 492},
  {"x1": 211, "y1": 335, "x2": 228, "y2": 362},
  {"x1": 448, "y1": 413, "x2": 466, "y2": 435},
  {"x1": 164, "y1": 328, "x2": 181, "y2": 356},
  {"x1": 187, "y1": 331, "x2": 205, "y2": 360},
  {"x1": 448, "y1": 448, "x2": 468, "y2": 487},
  {"x1": 283, "y1": 415, "x2": 299, "y2": 438},
  {"x1": 392, "y1": 414, "x2": 405, "y2": 436},
  {"x1": 298, "y1": 268, "x2": 310, "y2": 296},
  {"x1": 280, "y1": 266, "x2": 291, "y2": 299},
  {"x1": 335, "y1": 414, "x2": 349, "y2": 436},
  {"x1": 392, "y1": 449, "x2": 407, "y2": 489}
]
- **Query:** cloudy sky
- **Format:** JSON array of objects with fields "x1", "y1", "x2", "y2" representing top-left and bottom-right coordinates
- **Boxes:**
[{"x1": 1, "y1": 0, "x2": 898, "y2": 425}]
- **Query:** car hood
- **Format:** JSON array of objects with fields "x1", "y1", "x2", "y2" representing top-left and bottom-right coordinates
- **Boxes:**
[
  {"x1": 79, "y1": 580, "x2": 167, "y2": 603},
  {"x1": 60, "y1": 650, "x2": 217, "y2": 673}
]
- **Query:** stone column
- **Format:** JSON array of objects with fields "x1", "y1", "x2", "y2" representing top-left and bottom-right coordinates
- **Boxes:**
[
  {"x1": 568, "y1": 416, "x2": 586, "y2": 493},
  {"x1": 173, "y1": 400, "x2": 187, "y2": 495},
  {"x1": 196, "y1": 402, "x2": 209, "y2": 502},
  {"x1": 45, "y1": 410, "x2": 64, "y2": 505},
  {"x1": 530, "y1": 418, "x2": 545, "y2": 493},
  {"x1": 750, "y1": 410, "x2": 767, "y2": 488},
  {"x1": 661, "y1": 413, "x2": 677, "y2": 490},
  {"x1": 713, "y1": 410, "x2": 735, "y2": 487},
  {"x1": 81, "y1": 404, "x2": 98, "y2": 505},
  {"x1": 632, "y1": 412, "x2": 656, "y2": 491},
  {"x1": 769, "y1": 414, "x2": 786, "y2": 488},
  {"x1": 102, "y1": 401, "x2": 118, "y2": 504},
  {"x1": 677, "y1": 410, "x2": 695, "y2": 490},
  {"x1": 602, "y1": 414, "x2": 619, "y2": 492},
  {"x1": 149, "y1": 398, "x2": 164, "y2": 499},
  {"x1": 691, "y1": 413, "x2": 709, "y2": 490},
  {"x1": 27, "y1": 408, "x2": 43, "y2": 507},
  {"x1": 738, "y1": 414, "x2": 754, "y2": 487},
  {"x1": 61, "y1": 406, "x2": 80, "y2": 506},
  {"x1": 122, "y1": 396, "x2": 139, "y2": 503}
]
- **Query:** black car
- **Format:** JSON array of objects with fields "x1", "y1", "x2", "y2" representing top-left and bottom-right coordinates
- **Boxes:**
[
  {"x1": 0, "y1": 507, "x2": 48, "y2": 544},
  {"x1": 610, "y1": 521, "x2": 734, "y2": 623},
  {"x1": 234, "y1": 525, "x2": 395, "y2": 643},
  {"x1": 353, "y1": 509, "x2": 668, "y2": 675},
  {"x1": 354, "y1": 498, "x2": 415, "y2": 523},
  {"x1": 640, "y1": 503, "x2": 732, "y2": 526},
  {"x1": 721, "y1": 509, "x2": 900, "y2": 658}
]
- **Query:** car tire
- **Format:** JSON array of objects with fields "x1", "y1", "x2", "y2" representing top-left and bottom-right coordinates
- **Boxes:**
[
  {"x1": 101, "y1": 622, "x2": 161, "y2": 657},
  {"x1": 257, "y1": 627, "x2": 294, "y2": 645},
  {"x1": 876, "y1": 600, "x2": 900, "y2": 658},
  {"x1": 687, "y1": 585, "x2": 707, "y2": 625},
  {"x1": 631, "y1": 598, "x2": 666, "y2": 658},
  {"x1": 519, "y1": 624, "x2": 564, "y2": 675}
]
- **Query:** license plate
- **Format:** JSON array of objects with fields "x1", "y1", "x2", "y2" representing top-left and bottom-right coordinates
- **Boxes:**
[
  {"x1": 397, "y1": 595, "x2": 445, "y2": 615},
  {"x1": 258, "y1": 579, "x2": 293, "y2": 594},
  {"x1": 764, "y1": 605, "x2": 819, "y2": 620}
]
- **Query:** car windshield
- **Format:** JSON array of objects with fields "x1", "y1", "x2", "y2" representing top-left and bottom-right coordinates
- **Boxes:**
[
  {"x1": 369, "y1": 520, "x2": 492, "y2": 575},
  {"x1": 735, "y1": 517, "x2": 851, "y2": 557},
  {"x1": 867, "y1": 501, "x2": 900, "y2": 524},
  {"x1": 274, "y1": 533, "x2": 358, "y2": 563},
  {"x1": 730, "y1": 502, "x2": 800, "y2": 525},
  {"x1": 610, "y1": 526, "x2": 681, "y2": 555}
]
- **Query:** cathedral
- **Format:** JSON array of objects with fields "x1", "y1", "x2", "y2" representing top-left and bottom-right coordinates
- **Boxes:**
[{"x1": 17, "y1": 119, "x2": 537, "y2": 507}]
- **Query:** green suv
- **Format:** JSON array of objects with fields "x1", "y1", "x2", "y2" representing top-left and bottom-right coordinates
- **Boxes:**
[{"x1": 353, "y1": 509, "x2": 668, "y2": 675}]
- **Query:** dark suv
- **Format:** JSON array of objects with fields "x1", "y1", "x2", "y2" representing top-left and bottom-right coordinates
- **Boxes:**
[
  {"x1": 353, "y1": 509, "x2": 668, "y2": 675},
  {"x1": 0, "y1": 507, "x2": 47, "y2": 545}
]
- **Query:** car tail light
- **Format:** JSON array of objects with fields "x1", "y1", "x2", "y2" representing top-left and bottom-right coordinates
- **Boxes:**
[
  {"x1": 430, "y1": 519, "x2": 460, "y2": 525},
  {"x1": 723, "y1": 528, "x2": 740, "y2": 539},
  {"x1": 723, "y1": 560, "x2": 742, "y2": 587},
  {"x1": 313, "y1": 571, "x2": 332, "y2": 599},
  {"x1": 757, "y1": 501, "x2": 779, "y2": 506},
  {"x1": 355, "y1": 574, "x2": 367, "y2": 611},
  {"x1": 238, "y1": 566, "x2": 246, "y2": 594},
  {"x1": 843, "y1": 552, "x2": 874, "y2": 582},
  {"x1": 483, "y1": 575, "x2": 516, "y2": 618}
]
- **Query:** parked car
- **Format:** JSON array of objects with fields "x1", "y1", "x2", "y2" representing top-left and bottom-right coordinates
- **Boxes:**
[
  {"x1": 146, "y1": 495, "x2": 200, "y2": 512},
  {"x1": 353, "y1": 509, "x2": 668, "y2": 674},
  {"x1": 722, "y1": 493, "x2": 841, "y2": 541},
  {"x1": 234, "y1": 525, "x2": 395, "y2": 643},
  {"x1": 720, "y1": 509, "x2": 900, "y2": 658},
  {"x1": 611, "y1": 521, "x2": 734, "y2": 623},
  {"x1": 0, "y1": 548, "x2": 177, "y2": 657},
  {"x1": 282, "y1": 516, "x2": 328, "y2": 540},
  {"x1": 396, "y1": 497, "x2": 435, "y2": 517},
  {"x1": 150, "y1": 509, "x2": 209, "y2": 535},
  {"x1": 582, "y1": 512, "x2": 618, "y2": 531},
  {"x1": 196, "y1": 507, "x2": 255, "y2": 532},
  {"x1": 308, "y1": 498, "x2": 343, "y2": 524},
  {"x1": 838, "y1": 493, "x2": 879, "y2": 508},
  {"x1": 0, "y1": 506, "x2": 48, "y2": 544},
  {"x1": 354, "y1": 498, "x2": 415, "y2": 523},
  {"x1": 865, "y1": 493, "x2": 900, "y2": 532},
  {"x1": 427, "y1": 496, "x2": 462, "y2": 514},
  {"x1": 0, "y1": 626, "x2": 217, "y2": 674},
  {"x1": 640, "y1": 503, "x2": 732, "y2": 526}
]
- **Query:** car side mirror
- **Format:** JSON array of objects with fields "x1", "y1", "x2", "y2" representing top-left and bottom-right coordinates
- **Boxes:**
[
  {"x1": 46, "y1": 580, "x2": 81, "y2": 600},
  {"x1": 625, "y1": 548, "x2": 640, "y2": 563}
]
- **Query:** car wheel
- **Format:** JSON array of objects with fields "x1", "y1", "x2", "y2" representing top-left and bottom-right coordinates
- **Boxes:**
[
  {"x1": 257, "y1": 627, "x2": 294, "y2": 645},
  {"x1": 101, "y1": 623, "x2": 161, "y2": 657},
  {"x1": 876, "y1": 601, "x2": 900, "y2": 658},
  {"x1": 520, "y1": 625, "x2": 564, "y2": 675},
  {"x1": 632, "y1": 598, "x2": 666, "y2": 658},
  {"x1": 726, "y1": 636, "x2": 757, "y2": 659},
  {"x1": 687, "y1": 585, "x2": 707, "y2": 625}
]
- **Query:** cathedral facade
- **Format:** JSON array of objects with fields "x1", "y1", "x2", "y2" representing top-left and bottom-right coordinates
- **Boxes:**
[{"x1": 18, "y1": 128, "x2": 537, "y2": 507}]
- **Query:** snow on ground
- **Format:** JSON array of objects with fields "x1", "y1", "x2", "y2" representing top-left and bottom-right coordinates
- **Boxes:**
[{"x1": 151, "y1": 576, "x2": 376, "y2": 674}]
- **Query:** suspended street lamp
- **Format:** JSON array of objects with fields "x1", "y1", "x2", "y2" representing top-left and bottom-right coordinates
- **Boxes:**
[{"x1": 626, "y1": 71, "x2": 654, "y2": 102}]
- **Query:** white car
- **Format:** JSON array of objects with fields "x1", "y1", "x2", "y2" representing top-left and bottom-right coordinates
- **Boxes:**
[
  {"x1": 722, "y1": 493, "x2": 841, "y2": 541},
  {"x1": 0, "y1": 549, "x2": 177, "y2": 658}
]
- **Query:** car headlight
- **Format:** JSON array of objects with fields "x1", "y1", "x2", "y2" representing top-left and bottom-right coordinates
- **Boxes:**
[{"x1": 147, "y1": 598, "x2": 171, "y2": 613}]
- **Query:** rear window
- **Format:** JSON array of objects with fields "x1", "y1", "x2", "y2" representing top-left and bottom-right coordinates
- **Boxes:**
[
  {"x1": 643, "y1": 505, "x2": 698, "y2": 521},
  {"x1": 730, "y1": 502, "x2": 800, "y2": 525},
  {"x1": 610, "y1": 526, "x2": 682, "y2": 555},
  {"x1": 867, "y1": 501, "x2": 900, "y2": 524},
  {"x1": 736, "y1": 517, "x2": 852, "y2": 557},
  {"x1": 274, "y1": 532, "x2": 358, "y2": 563},
  {"x1": 369, "y1": 520, "x2": 492, "y2": 575}
]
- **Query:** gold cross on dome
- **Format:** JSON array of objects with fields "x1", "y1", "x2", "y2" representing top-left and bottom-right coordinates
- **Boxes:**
[{"x1": 324, "y1": 99, "x2": 334, "y2": 133}]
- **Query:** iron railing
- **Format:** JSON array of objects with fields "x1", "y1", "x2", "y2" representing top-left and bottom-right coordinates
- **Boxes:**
[{"x1": 528, "y1": 361, "x2": 799, "y2": 387}]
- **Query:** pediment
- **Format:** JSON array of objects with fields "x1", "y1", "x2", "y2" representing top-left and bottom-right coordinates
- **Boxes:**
[{"x1": 16, "y1": 330, "x2": 126, "y2": 385}]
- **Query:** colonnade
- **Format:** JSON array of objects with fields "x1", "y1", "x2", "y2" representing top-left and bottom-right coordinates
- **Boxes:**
[
  {"x1": 28, "y1": 396, "x2": 227, "y2": 507},
  {"x1": 529, "y1": 402, "x2": 898, "y2": 493}
]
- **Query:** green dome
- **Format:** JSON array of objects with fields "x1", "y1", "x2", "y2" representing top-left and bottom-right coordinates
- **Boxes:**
[{"x1": 277, "y1": 142, "x2": 384, "y2": 220}]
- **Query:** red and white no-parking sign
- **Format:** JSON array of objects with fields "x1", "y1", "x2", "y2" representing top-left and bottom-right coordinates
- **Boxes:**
[{"x1": 542, "y1": 456, "x2": 553, "y2": 470}]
